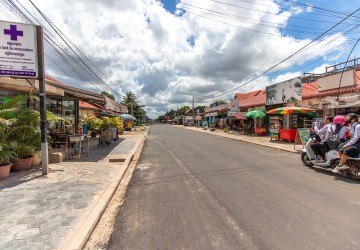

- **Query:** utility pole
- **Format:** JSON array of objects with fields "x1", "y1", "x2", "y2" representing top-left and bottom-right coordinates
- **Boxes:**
[
  {"x1": 37, "y1": 26, "x2": 48, "y2": 175},
  {"x1": 192, "y1": 96, "x2": 195, "y2": 126}
]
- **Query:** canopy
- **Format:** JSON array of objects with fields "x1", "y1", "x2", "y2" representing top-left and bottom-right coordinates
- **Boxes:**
[
  {"x1": 233, "y1": 113, "x2": 245, "y2": 119},
  {"x1": 245, "y1": 110, "x2": 266, "y2": 118},
  {"x1": 267, "y1": 107, "x2": 314, "y2": 115},
  {"x1": 120, "y1": 114, "x2": 136, "y2": 120}
]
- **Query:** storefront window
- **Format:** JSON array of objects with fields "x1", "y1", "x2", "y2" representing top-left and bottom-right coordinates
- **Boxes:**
[{"x1": 62, "y1": 101, "x2": 75, "y2": 125}]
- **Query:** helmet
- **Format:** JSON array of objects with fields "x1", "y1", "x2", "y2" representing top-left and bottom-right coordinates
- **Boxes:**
[
  {"x1": 346, "y1": 113, "x2": 358, "y2": 121},
  {"x1": 333, "y1": 115, "x2": 346, "y2": 125}
]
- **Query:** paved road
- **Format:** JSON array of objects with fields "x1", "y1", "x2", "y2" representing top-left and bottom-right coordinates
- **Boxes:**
[{"x1": 107, "y1": 124, "x2": 360, "y2": 250}]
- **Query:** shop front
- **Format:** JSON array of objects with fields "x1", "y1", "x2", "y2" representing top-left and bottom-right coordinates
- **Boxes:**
[
  {"x1": 239, "y1": 90, "x2": 267, "y2": 135},
  {"x1": 266, "y1": 77, "x2": 304, "y2": 141}
]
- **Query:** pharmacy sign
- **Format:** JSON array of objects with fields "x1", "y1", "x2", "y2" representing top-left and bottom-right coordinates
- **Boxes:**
[{"x1": 0, "y1": 21, "x2": 38, "y2": 78}]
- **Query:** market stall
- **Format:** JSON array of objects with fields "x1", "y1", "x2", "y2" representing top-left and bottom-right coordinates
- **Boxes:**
[
  {"x1": 267, "y1": 107, "x2": 315, "y2": 142},
  {"x1": 245, "y1": 110, "x2": 266, "y2": 135}
]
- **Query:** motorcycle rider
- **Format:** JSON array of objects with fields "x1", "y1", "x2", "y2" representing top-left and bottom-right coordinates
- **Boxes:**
[
  {"x1": 331, "y1": 115, "x2": 350, "y2": 143},
  {"x1": 310, "y1": 116, "x2": 333, "y2": 162},
  {"x1": 332, "y1": 113, "x2": 360, "y2": 173}
]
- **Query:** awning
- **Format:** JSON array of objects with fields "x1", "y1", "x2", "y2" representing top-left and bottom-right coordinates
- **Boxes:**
[{"x1": 234, "y1": 113, "x2": 245, "y2": 119}]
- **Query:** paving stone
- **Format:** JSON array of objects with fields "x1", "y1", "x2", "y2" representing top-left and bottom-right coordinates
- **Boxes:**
[
  {"x1": 15, "y1": 228, "x2": 39, "y2": 239},
  {"x1": 27, "y1": 200, "x2": 44, "y2": 205},
  {"x1": 26, "y1": 218, "x2": 48, "y2": 228},
  {"x1": 18, "y1": 244, "x2": 42, "y2": 250},
  {"x1": 0, "y1": 234, "x2": 14, "y2": 246},
  {"x1": 44, "y1": 196, "x2": 59, "y2": 202},
  {"x1": 0, "y1": 239, "x2": 27, "y2": 250},
  {"x1": 0, "y1": 220, "x2": 16, "y2": 230},
  {"x1": 60, "y1": 216, "x2": 78, "y2": 227},
  {"x1": 48, "y1": 214, "x2": 68, "y2": 222},
  {"x1": 52, "y1": 226, "x2": 72, "y2": 237},
  {"x1": 27, "y1": 233, "x2": 51, "y2": 244},
  {"x1": 15, "y1": 216, "x2": 37, "y2": 225},
  {"x1": 18, "y1": 205, "x2": 37, "y2": 212},
  {"x1": 47, "y1": 204, "x2": 62, "y2": 211},
  {"x1": 74, "y1": 201, "x2": 89, "y2": 209},
  {"x1": 28, "y1": 208, "x2": 46, "y2": 215},
  {"x1": 43, "y1": 237, "x2": 63, "y2": 250},
  {"x1": 39, "y1": 222, "x2": 61, "y2": 234},
  {"x1": 5, "y1": 224, "x2": 27, "y2": 235}
]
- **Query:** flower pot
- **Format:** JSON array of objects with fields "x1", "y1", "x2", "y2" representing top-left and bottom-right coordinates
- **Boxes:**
[
  {"x1": 0, "y1": 164, "x2": 12, "y2": 179},
  {"x1": 31, "y1": 152, "x2": 41, "y2": 166},
  {"x1": 11, "y1": 157, "x2": 33, "y2": 171}
]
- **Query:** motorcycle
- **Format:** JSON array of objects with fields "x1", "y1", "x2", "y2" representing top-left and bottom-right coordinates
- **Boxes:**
[
  {"x1": 301, "y1": 134, "x2": 339, "y2": 170},
  {"x1": 340, "y1": 156, "x2": 360, "y2": 180},
  {"x1": 301, "y1": 134, "x2": 360, "y2": 179}
]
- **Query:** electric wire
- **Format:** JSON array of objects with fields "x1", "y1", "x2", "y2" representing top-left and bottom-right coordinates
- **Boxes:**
[{"x1": 209, "y1": 7, "x2": 360, "y2": 98}]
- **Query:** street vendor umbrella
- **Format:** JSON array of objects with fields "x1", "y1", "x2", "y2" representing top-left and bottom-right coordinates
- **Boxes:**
[
  {"x1": 120, "y1": 114, "x2": 136, "y2": 120},
  {"x1": 267, "y1": 107, "x2": 314, "y2": 115},
  {"x1": 245, "y1": 110, "x2": 266, "y2": 133},
  {"x1": 245, "y1": 110, "x2": 266, "y2": 118}
]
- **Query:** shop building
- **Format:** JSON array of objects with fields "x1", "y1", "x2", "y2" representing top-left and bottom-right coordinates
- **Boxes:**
[
  {"x1": 301, "y1": 68, "x2": 360, "y2": 117},
  {"x1": 266, "y1": 77, "x2": 306, "y2": 141}
]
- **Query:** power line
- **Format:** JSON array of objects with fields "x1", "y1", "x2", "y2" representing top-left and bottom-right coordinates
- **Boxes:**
[
  {"x1": 210, "y1": 7, "x2": 360, "y2": 98},
  {"x1": 27, "y1": 0, "x2": 122, "y2": 98}
]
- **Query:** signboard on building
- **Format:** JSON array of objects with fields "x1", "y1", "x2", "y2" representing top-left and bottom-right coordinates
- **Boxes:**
[
  {"x1": 292, "y1": 94, "x2": 360, "y2": 110},
  {"x1": 0, "y1": 21, "x2": 38, "y2": 78},
  {"x1": 318, "y1": 70, "x2": 355, "y2": 92},
  {"x1": 266, "y1": 77, "x2": 302, "y2": 105}
]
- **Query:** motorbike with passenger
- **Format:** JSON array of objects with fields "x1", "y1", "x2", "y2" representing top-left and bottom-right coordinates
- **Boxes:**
[{"x1": 301, "y1": 115, "x2": 345, "y2": 172}]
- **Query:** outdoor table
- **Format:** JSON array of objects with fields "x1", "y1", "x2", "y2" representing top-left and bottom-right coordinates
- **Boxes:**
[{"x1": 65, "y1": 134, "x2": 90, "y2": 160}]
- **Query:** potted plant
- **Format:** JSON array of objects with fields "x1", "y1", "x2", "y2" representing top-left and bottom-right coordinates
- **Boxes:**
[
  {"x1": 11, "y1": 142, "x2": 35, "y2": 171},
  {"x1": 109, "y1": 117, "x2": 124, "y2": 135},
  {"x1": 0, "y1": 141, "x2": 17, "y2": 179},
  {"x1": 86, "y1": 116, "x2": 103, "y2": 137}
]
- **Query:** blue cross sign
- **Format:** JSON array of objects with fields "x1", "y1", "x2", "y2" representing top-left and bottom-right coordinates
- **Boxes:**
[{"x1": 4, "y1": 24, "x2": 23, "y2": 41}]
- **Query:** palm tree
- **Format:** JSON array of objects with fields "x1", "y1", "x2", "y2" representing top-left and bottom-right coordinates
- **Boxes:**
[{"x1": 121, "y1": 91, "x2": 146, "y2": 121}]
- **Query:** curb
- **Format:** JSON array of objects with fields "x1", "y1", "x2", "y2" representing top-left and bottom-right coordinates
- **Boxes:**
[
  {"x1": 62, "y1": 129, "x2": 149, "y2": 250},
  {"x1": 179, "y1": 126, "x2": 302, "y2": 154}
]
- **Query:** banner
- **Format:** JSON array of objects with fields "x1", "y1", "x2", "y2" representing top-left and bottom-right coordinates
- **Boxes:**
[{"x1": 266, "y1": 77, "x2": 302, "y2": 105}]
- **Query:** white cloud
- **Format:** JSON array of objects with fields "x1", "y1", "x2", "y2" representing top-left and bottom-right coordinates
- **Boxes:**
[{"x1": 0, "y1": 0, "x2": 350, "y2": 118}]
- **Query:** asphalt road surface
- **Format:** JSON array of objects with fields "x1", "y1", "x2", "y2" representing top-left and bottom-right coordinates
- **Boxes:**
[{"x1": 107, "y1": 124, "x2": 360, "y2": 250}]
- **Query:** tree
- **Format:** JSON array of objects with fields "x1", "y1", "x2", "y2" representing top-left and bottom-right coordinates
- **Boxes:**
[
  {"x1": 101, "y1": 91, "x2": 115, "y2": 101},
  {"x1": 195, "y1": 106, "x2": 206, "y2": 113},
  {"x1": 215, "y1": 100, "x2": 226, "y2": 106},
  {"x1": 121, "y1": 91, "x2": 146, "y2": 121}
]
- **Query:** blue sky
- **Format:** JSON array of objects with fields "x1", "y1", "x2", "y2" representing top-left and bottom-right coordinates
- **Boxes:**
[{"x1": 161, "y1": 0, "x2": 360, "y2": 77}]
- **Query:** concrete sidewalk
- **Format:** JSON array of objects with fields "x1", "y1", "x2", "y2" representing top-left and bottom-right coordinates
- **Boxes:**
[
  {"x1": 176, "y1": 125, "x2": 303, "y2": 154},
  {"x1": 0, "y1": 130, "x2": 147, "y2": 250}
]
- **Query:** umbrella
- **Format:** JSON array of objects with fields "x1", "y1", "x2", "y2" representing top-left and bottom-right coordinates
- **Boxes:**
[
  {"x1": 245, "y1": 110, "x2": 266, "y2": 118},
  {"x1": 267, "y1": 107, "x2": 314, "y2": 115},
  {"x1": 120, "y1": 114, "x2": 136, "y2": 120}
]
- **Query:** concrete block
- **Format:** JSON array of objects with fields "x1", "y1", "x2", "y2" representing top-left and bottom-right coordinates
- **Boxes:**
[{"x1": 48, "y1": 152, "x2": 63, "y2": 164}]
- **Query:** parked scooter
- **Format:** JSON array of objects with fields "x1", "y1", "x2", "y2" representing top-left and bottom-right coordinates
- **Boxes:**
[{"x1": 301, "y1": 134, "x2": 339, "y2": 170}]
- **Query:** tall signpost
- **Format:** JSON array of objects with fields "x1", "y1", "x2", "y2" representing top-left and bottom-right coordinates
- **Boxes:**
[{"x1": 0, "y1": 21, "x2": 48, "y2": 175}]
